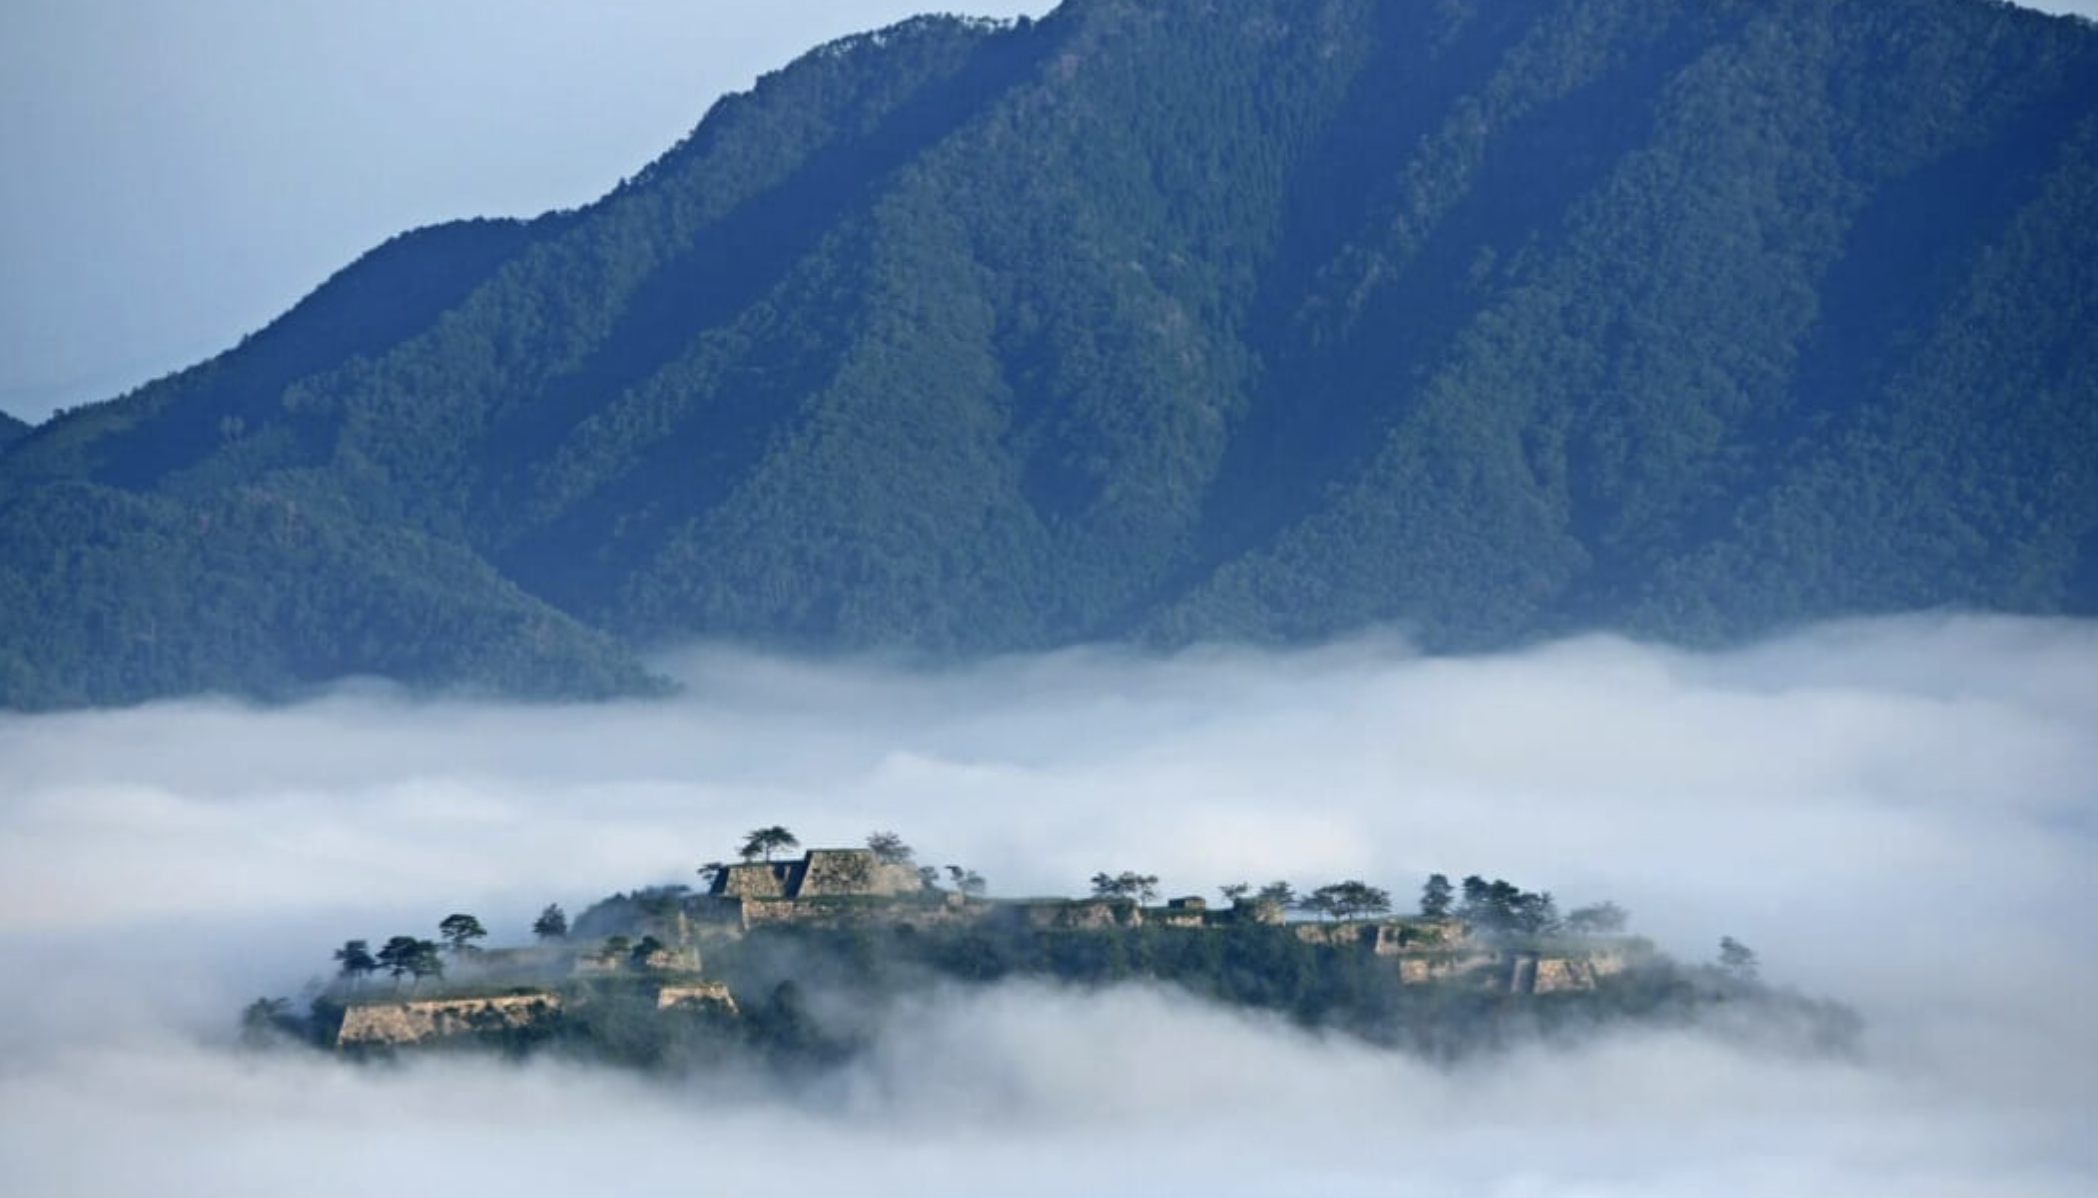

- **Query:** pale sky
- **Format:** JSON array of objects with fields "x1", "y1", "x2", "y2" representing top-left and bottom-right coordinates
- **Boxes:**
[
  {"x1": 0, "y1": 0, "x2": 2088, "y2": 424},
  {"x1": 0, "y1": 0, "x2": 1049, "y2": 423}
]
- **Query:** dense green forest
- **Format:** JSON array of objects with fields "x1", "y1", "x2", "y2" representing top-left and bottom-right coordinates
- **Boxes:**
[{"x1": 4, "y1": 0, "x2": 2096, "y2": 707}]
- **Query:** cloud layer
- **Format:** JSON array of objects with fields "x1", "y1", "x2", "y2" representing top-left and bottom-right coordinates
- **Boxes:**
[{"x1": 0, "y1": 614, "x2": 2092, "y2": 1194}]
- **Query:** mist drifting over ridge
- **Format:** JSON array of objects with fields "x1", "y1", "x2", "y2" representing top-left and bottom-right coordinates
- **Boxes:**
[
  {"x1": 0, "y1": 614, "x2": 2091, "y2": 1195},
  {"x1": 4, "y1": 0, "x2": 2095, "y2": 712}
]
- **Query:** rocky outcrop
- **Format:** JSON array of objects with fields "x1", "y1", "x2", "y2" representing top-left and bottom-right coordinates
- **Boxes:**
[{"x1": 337, "y1": 993, "x2": 560, "y2": 1047}]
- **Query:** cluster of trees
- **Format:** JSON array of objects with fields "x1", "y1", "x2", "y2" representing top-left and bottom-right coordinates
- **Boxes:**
[
  {"x1": 1198, "y1": 873, "x2": 1637, "y2": 936},
  {"x1": 1416, "y1": 873, "x2": 1630, "y2": 939},
  {"x1": 331, "y1": 936, "x2": 443, "y2": 990},
  {"x1": 1300, "y1": 881, "x2": 1394, "y2": 922},
  {"x1": 1213, "y1": 879, "x2": 1392, "y2": 921},
  {"x1": 1091, "y1": 871, "x2": 1161, "y2": 903},
  {"x1": 318, "y1": 860, "x2": 1654, "y2": 1006},
  {"x1": 868, "y1": 829, "x2": 987, "y2": 896},
  {"x1": 683, "y1": 917, "x2": 1844, "y2": 1069},
  {"x1": 328, "y1": 910, "x2": 534, "y2": 991},
  {"x1": 593, "y1": 934, "x2": 672, "y2": 970}
]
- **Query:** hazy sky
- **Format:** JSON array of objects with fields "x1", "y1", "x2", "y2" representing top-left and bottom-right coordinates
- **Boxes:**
[
  {"x1": 0, "y1": 0, "x2": 2089, "y2": 424},
  {"x1": 0, "y1": 0, "x2": 1049, "y2": 424},
  {"x1": 0, "y1": 615, "x2": 2093, "y2": 1193}
]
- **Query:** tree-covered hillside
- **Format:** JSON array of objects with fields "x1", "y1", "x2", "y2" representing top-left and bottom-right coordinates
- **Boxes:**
[
  {"x1": 0, "y1": 411, "x2": 26, "y2": 452},
  {"x1": 3, "y1": 0, "x2": 2095, "y2": 707}
]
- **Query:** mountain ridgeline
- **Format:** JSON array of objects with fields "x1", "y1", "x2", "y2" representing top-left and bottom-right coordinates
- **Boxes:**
[{"x1": 3, "y1": 0, "x2": 2095, "y2": 708}]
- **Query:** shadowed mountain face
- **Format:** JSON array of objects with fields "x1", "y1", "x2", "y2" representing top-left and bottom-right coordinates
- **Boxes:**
[{"x1": 2, "y1": 0, "x2": 2095, "y2": 708}]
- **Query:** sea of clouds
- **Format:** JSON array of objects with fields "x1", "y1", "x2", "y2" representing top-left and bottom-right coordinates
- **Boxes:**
[{"x1": 1, "y1": 613, "x2": 2092, "y2": 1196}]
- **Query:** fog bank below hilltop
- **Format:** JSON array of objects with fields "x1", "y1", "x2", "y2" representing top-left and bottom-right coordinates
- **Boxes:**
[{"x1": 0, "y1": 614, "x2": 2092, "y2": 1195}]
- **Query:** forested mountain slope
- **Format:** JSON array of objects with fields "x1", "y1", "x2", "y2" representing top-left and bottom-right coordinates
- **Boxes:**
[{"x1": 3, "y1": 0, "x2": 2094, "y2": 708}]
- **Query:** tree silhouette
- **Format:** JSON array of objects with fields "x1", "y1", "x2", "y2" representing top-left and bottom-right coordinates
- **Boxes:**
[
  {"x1": 531, "y1": 904, "x2": 569, "y2": 940},
  {"x1": 1306, "y1": 881, "x2": 1392, "y2": 922},
  {"x1": 438, "y1": 913, "x2": 488, "y2": 955},
  {"x1": 866, "y1": 831, "x2": 914, "y2": 865},
  {"x1": 1718, "y1": 936, "x2": 1760, "y2": 982},
  {"x1": 1089, "y1": 871, "x2": 1160, "y2": 903},
  {"x1": 333, "y1": 939, "x2": 377, "y2": 988},
  {"x1": 629, "y1": 935, "x2": 667, "y2": 970},
  {"x1": 1419, "y1": 874, "x2": 1454, "y2": 918},
  {"x1": 1565, "y1": 902, "x2": 1628, "y2": 936},
  {"x1": 1255, "y1": 881, "x2": 1297, "y2": 913},
  {"x1": 377, "y1": 936, "x2": 443, "y2": 988},
  {"x1": 739, "y1": 826, "x2": 800, "y2": 863}
]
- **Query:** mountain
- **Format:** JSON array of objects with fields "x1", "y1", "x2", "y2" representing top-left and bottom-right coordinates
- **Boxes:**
[
  {"x1": 3, "y1": 0, "x2": 2095, "y2": 709},
  {"x1": 0, "y1": 411, "x2": 26, "y2": 452}
]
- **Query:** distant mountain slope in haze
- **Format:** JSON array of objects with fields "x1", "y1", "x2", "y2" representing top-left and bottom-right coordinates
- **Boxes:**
[
  {"x1": 3, "y1": 0, "x2": 2095, "y2": 708},
  {"x1": 0, "y1": 411, "x2": 25, "y2": 451}
]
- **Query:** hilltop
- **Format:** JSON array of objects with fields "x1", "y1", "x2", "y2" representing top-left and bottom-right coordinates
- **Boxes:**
[
  {"x1": 6, "y1": 0, "x2": 2096, "y2": 708},
  {"x1": 245, "y1": 833, "x2": 1856, "y2": 1067}
]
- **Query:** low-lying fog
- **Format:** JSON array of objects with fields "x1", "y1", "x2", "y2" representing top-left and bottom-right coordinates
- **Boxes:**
[{"x1": 1, "y1": 614, "x2": 2092, "y2": 1195}]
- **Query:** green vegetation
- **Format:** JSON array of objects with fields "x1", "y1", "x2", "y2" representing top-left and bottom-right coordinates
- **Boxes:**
[
  {"x1": 1090, "y1": 871, "x2": 1161, "y2": 902},
  {"x1": 438, "y1": 913, "x2": 489, "y2": 955},
  {"x1": 375, "y1": 936, "x2": 444, "y2": 985},
  {"x1": 738, "y1": 826, "x2": 801, "y2": 863},
  {"x1": 531, "y1": 903, "x2": 568, "y2": 940},
  {"x1": 242, "y1": 836, "x2": 1858, "y2": 1072},
  {"x1": 8, "y1": 0, "x2": 2096, "y2": 708}
]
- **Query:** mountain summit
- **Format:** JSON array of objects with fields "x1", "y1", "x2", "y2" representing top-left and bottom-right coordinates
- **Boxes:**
[{"x1": 3, "y1": 0, "x2": 2095, "y2": 708}]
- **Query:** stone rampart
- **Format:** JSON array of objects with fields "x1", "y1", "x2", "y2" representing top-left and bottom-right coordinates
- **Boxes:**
[
  {"x1": 655, "y1": 982, "x2": 738, "y2": 1014},
  {"x1": 1011, "y1": 899, "x2": 1139, "y2": 930},
  {"x1": 796, "y1": 850, "x2": 925, "y2": 898},
  {"x1": 741, "y1": 893, "x2": 984, "y2": 930},
  {"x1": 337, "y1": 993, "x2": 560, "y2": 1047},
  {"x1": 717, "y1": 862, "x2": 795, "y2": 899}
]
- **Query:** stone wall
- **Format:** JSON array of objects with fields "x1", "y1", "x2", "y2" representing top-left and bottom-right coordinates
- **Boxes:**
[
  {"x1": 1011, "y1": 899, "x2": 1139, "y2": 930},
  {"x1": 717, "y1": 862, "x2": 795, "y2": 899},
  {"x1": 1291, "y1": 922, "x2": 1372, "y2": 950},
  {"x1": 1531, "y1": 949, "x2": 1631, "y2": 993},
  {"x1": 655, "y1": 982, "x2": 738, "y2": 1014},
  {"x1": 796, "y1": 849, "x2": 924, "y2": 898},
  {"x1": 337, "y1": 993, "x2": 560, "y2": 1047},
  {"x1": 641, "y1": 945, "x2": 701, "y2": 972},
  {"x1": 1235, "y1": 899, "x2": 1287, "y2": 925},
  {"x1": 741, "y1": 893, "x2": 984, "y2": 930}
]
